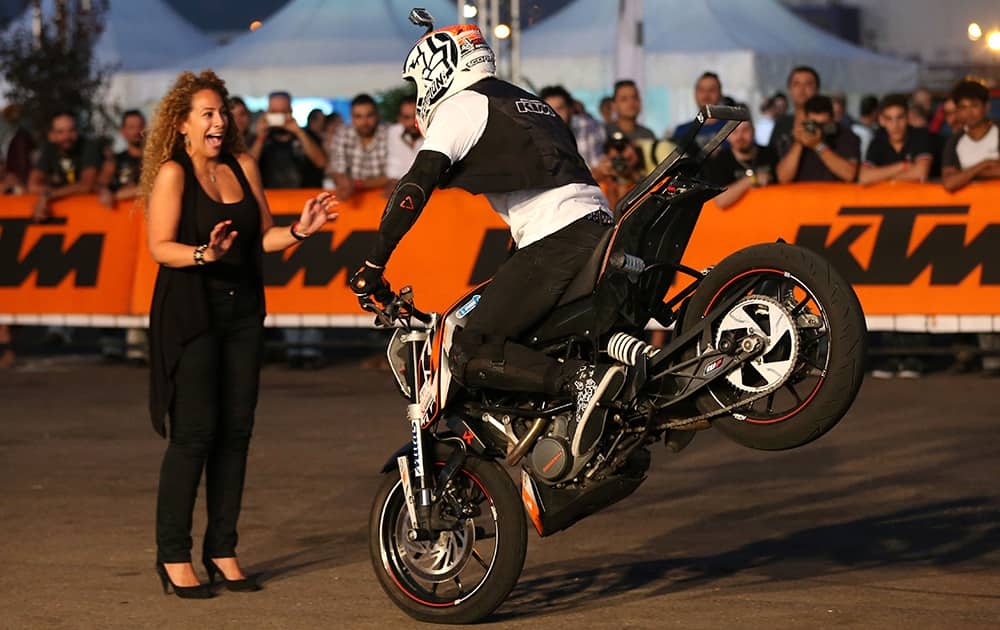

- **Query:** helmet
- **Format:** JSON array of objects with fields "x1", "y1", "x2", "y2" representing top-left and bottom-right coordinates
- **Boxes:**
[{"x1": 402, "y1": 24, "x2": 496, "y2": 134}]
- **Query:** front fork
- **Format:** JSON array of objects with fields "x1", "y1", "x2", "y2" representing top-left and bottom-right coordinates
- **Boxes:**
[{"x1": 398, "y1": 403, "x2": 434, "y2": 541}]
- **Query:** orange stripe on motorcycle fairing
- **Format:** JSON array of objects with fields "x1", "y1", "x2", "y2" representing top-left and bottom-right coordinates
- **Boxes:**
[
  {"x1": 521, "y1": 478, "x2": 544, "y2": 535},
  {"x1": 424, "y1": 281, "x2": 492, "y2": 429}
]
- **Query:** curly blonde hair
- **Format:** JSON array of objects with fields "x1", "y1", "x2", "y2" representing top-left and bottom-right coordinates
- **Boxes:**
[{"x1": 139, "y1": 70, "x2": 245, "y2": 203}]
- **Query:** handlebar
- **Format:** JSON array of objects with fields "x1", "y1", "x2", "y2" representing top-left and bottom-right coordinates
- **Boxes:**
[{"x1": 359, "y1": 285, "x2": 433, "y2": 329}]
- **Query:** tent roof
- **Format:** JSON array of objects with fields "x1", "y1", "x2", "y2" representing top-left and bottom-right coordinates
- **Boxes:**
[
  {"x1": 3, "y1": 0, "x2": 214, "y2": 71},
  {"x1": 522, "y1": 0, "x2": 918, "y2": 92},
  {"x1": 170, "y1": 0, "x2": 456, "y2": 71}
]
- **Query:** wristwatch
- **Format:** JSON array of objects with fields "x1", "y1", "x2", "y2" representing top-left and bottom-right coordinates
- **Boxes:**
[{"x1": 814, "y1": 142, "x2": 828, "y2": 154}]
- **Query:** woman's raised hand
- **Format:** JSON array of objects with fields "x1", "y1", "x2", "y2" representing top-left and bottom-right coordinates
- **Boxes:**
[
  {"x1": 296, "y1": 192, "x2": 339, "y2": 236},
  {"x1": 206, "y1": 220, "x2": 237, "y2": 262}
]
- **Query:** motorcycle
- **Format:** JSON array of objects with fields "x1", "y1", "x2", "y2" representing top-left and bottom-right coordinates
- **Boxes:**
[{"x1": 363, "y1": 104, "x2": 867, "y2": 624}]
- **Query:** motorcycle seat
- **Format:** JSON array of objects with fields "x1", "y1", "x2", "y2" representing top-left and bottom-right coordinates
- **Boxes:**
[{"x1": 555, "y1": 227, "x2": 615, "y2": 307}]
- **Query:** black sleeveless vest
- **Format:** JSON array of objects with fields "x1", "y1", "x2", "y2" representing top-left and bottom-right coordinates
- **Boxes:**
[
  {"x1": 148, "y1": 150, "x2": 265, "y2": 437},
  {"x1": 440, "y1": 78, "x2": 597, "y2": 194}
]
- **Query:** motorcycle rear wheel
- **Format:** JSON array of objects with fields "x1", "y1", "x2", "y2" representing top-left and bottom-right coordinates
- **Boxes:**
[
  {"x1": 369, "y1": 446, "x2": 527, "y2": 624},
  {"x1": 680, "y1": 242, "x2": 867, "y2": 450}
]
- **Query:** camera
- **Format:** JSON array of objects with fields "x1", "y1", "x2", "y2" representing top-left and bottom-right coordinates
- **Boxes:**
[
  {"x1": 802, "y1": 119, "x2": 836, "y2": 136},
  {"x1": 266, "y1": 112, "x2": 287, "y2": 127}
]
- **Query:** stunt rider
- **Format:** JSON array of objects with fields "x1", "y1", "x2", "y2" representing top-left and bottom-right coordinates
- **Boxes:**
[{"x1": 350, "y1": 22, "x2": 622, "y2": 453}]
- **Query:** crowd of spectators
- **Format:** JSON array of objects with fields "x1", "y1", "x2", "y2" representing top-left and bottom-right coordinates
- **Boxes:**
[{"x1": 1, "y1": 67, "x2": 998, "y2": 373}]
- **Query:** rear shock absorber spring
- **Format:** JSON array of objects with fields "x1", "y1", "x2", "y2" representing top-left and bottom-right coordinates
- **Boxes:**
[{"x1": 607, "y1": 332, "x2": 660, "y2": 366}]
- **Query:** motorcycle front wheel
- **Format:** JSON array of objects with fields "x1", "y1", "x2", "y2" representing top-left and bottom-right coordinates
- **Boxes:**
[
  {"x1": 369, "y1": 446, "x2": 527, "y2": 624},
  {"x1": 681, "y1": 242, "x2": 867, "y2": 450}
]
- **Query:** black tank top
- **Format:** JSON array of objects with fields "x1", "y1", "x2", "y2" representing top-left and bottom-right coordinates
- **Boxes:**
[{"x1": 192, "y1": 153, "x2": 261, "y2": 289}]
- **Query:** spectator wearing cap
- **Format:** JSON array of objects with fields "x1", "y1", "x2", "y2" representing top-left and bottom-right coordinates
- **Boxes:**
[
  {"x1": 539, "y1": 85, "x2": 604, "y2": 168},
  {"x1": 776, "y1": 94, "x2": 860, "y2": 184},
  {"x1": 769, "y1": 66, "x2": 821, "y2": 157},
  {"x1": 606, "y1": 80, "x2": 656, "y2": 143},
  {"x1": 858, "y1": 94, "x2": 932, "y2": 185},
  {"x1": 248, "y1": 90, "x2": 327, "y2": 189},
  {"x1": 329, "y1": 93, "x2": 390, "y2": 201},
  {"x1": 941, "y1": 80, "x2": 1000, "y2": 192},
  {"x1": 671, "y1": 72, "x2": 726, "y2": 148},
  {"x1": 703, "y1": 109, "x2": 778, "y2": 208},
  {"x1": 27, "y1": 111, "x2": 100, "y2": 222}
]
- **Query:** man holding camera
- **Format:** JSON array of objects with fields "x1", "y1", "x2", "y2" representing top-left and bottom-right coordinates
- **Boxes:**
[
  {"x1": 248, "y1": 90, "x2": 327, "y2": 189},
  {"x1": 592, "y1": 131, "x2": 646, "y2": 213},
  {"x1": 776, "y1": 94, "x2": 860, "y2": 184},
  {"x1": 704, "y1": 113, "x2": 778, "y2": 208}
]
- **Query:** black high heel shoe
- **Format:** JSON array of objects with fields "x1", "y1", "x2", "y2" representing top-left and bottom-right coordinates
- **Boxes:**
[
  {"x1": 203, "y1": 558, "x2": 261, "y2": 592},
  {"x1": 155, "y1": 562, "x2": 214, "y2": 599}
]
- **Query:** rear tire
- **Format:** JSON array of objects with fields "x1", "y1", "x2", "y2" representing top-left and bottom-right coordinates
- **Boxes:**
[
  {"x1": 369, "y1": 444, "x2": 527, "y2": 624},
  {"x1": 681, "y1": 242, "x2": 866, "y2": 450}
]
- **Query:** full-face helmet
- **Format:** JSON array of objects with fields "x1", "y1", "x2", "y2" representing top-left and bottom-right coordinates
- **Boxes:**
[{"x1": 402, "y1": 24, "x2": 496, "y2": 133}]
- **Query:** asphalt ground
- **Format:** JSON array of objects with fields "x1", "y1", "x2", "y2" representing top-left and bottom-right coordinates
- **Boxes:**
[{"x1": 1, "y1": 358, "x2": 998, "y2": 629}]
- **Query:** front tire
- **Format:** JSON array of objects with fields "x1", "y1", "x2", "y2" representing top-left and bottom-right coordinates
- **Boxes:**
[
  {"x1": 681, "y1": 242, "x2": 867, "y2": 450},
  {"x1": 369, "y1": 445, "x2": 527, "y2": 624}
]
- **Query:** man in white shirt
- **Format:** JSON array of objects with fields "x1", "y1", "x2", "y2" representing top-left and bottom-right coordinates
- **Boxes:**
[
  {"x1": 350, "y1": 22, "x2": 619, "y2": 448},
  {"x1": 942, "y1": 80, "x2": 1000, "y2": 192},
  {"x1": 385, "y1": 95, "x2": 424, "y2": 181}
]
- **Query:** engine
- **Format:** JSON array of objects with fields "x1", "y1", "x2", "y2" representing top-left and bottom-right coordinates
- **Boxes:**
[{"x1": 525, "y1": 412, "x2": 593, "y2": 485}]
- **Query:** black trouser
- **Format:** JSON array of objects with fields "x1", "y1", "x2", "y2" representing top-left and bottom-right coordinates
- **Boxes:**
[
  {"x1": 451, "y1": 217, "x2": 610, "y2": 395},
  {"x1": 156, "y1": 285, "x2": 263, "y2": 563}
]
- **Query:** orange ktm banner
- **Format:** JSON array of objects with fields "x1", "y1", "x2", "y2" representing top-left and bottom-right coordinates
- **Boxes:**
[
  {"x1": 686, "y1": 182, "x2": 1000, "y2": 326},
  {"x1": 0, "y1": 195, "x2": 142, "y2": 317},
  {"x1": 2, "y1": 182, "x2": 1000, "y2": 331},
  {"x1": 127, "y1": 188, "x2": 509, "y2": 321}
]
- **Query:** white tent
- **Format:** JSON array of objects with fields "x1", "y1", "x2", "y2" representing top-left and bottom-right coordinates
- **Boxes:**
[
  {"x1": 520, "y1": 0, "x2": 919, "y2": 136},
  {"x1": 111, "y1": 0, "x2": 457, "y2": 107},
  {"x1": 1, "y1": 0, "x2": 214, "y2": 71}
]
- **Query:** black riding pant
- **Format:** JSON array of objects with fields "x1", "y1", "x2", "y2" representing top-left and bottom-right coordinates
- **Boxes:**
[
  {"x1": 451, "y1": 217, "x2": 610, "y2": 395},
  {"x1": 156, "y1": 285, "x2": 263, "y2": 563}
]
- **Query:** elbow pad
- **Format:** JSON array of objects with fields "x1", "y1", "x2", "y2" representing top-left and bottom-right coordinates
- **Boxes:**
[{"x1": 369, "y1": 150, "x2": 451, "y2": 266}]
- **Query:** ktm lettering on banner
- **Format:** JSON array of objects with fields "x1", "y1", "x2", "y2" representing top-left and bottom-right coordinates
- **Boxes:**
[
  {"x1": 0, "y1": 195, "x2": 139, "y2": 314},
  {"x1": 680, "y1": 182, "x2": 1000, "y2": 315},
  {"x1": 3, "y1": 182, "x2": 1000, "y2": 323}
]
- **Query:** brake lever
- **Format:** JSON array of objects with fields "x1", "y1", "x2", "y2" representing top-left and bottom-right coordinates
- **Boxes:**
[{"x1": 360, "y1": 299, "x2": 395, "y2": 328}]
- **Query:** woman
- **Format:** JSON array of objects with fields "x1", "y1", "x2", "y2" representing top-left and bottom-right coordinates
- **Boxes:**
[{"x1": 140, "y1": 70, "x2": 337, "y2": 598}]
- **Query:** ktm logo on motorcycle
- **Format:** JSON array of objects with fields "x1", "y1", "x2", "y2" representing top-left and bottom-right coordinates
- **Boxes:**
[{"x1": 400, "y1": 196, "x2": 415, "y2": 210}]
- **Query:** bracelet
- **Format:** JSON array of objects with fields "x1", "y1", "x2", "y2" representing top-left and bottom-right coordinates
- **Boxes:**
[
  {"x1": 814, "y1": 142, "x2": 828, "y2": 154},
  {"x1": 290, "y1": 221, "x2": 308, "y2": 241},
  {"x1": 193, "y1": 244, "x2": 208, "y2": 265}
]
